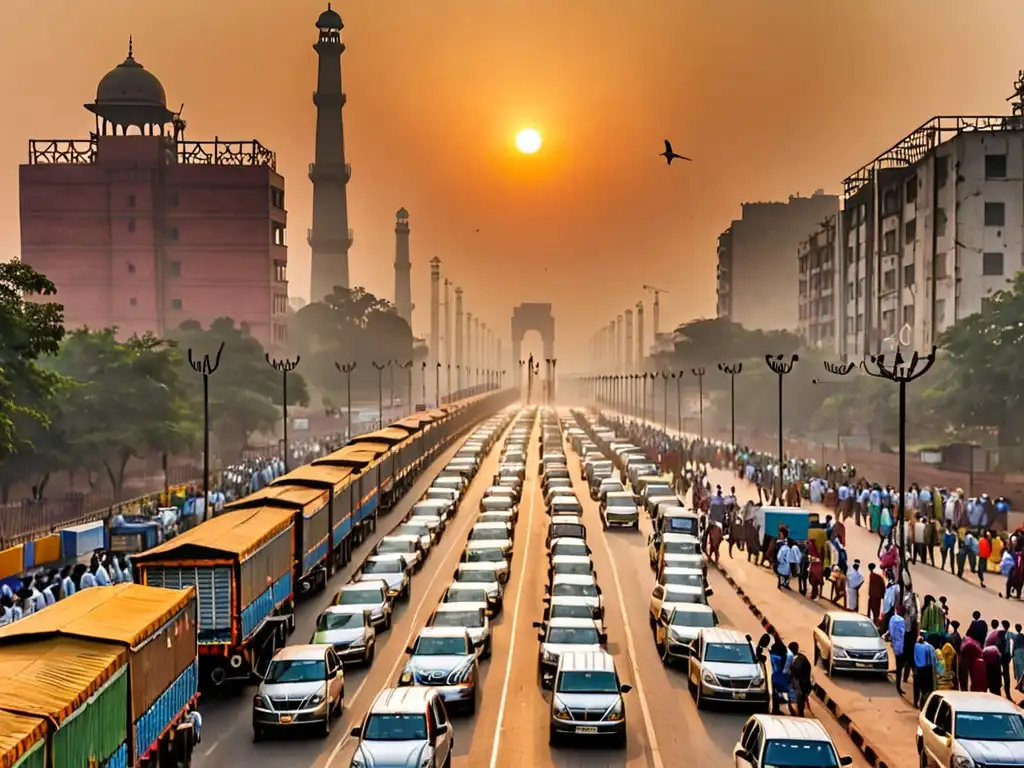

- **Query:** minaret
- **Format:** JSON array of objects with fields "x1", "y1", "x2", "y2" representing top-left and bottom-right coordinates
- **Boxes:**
[
  {"x1": 466, "y1": 312, "x2": 474, "y2": 381},
  {"x1": 308, "y1": 4, "x2": 354, "y2": 301},
  {"x1": 443, "y1": 279, "x2": 452, "y2": 370},
  {"x1": 636, "y1": 301, "x2": 645, "y2": 370},
  {"x1": 394, "y1": 208, "x2": 412, "y2": 324},
  {"x1": 496, "y1": 337, "x2": 503, "y2": 383},
  {"x1": 615, "y1": 315, "x2": 624, "y2": 372},
  {"x1": 455, "y1": 287, "x2": 464, "y2": 390},
  {"x1": 474, "y1": 317, "x2": 482, "y2": 383},
  {"x1": 429, "y1": 257, "x2": 440, "y2": 375},
  {"x1": 624, "y1": 309, "x2": 634, "y2": 370}
]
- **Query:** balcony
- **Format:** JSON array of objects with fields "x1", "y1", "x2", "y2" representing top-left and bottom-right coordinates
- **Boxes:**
[
  {"x1": 307, "y1": 227, "x2": 355, "y2": 249},
  {"x1": 307, "y1": 162, "x2": 352, "y2": 183}
]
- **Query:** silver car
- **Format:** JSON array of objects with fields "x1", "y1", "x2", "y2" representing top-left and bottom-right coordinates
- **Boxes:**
[
  {"x1": 310, "y1": 606, "x2": 376, "y2": 665},
  {"x1": 813, "y1": 611, "x2": 889, "y2": 676},
  {"x1": 427, "y1": 603, "x2": 492, "y2": 658},
  {"x1": 253, "y1": 644, "x2": 344, "y2": 740},
  {"x1": 441, "y1": 583, "x2": 493, "y2": 615},
  {"x1": 549, "y1": 650, "x2": 630, "y2": 747},
  {"x1": 461, "y1": 544, "x2": 510, "y2": 583},
  {"x1": 452, "y1": 563, "x2": 504, "y2": 613},
  {"x1": 399, "y1": 627, "x2": 480, "y2": 714},
  {"x1": 333, "y1": 581, "x2": 393, "y2": 631},
  {"x1": 375, "y1": 536, "x2": 424, "y2": 571},
  {"x1": 533, "y1": 616, "x2": 607, "y2": 688},
  {"x1": 687, "y1": 628, "x2": 769, "y2": 710},
  {"x1": 654, "y1": 604, "x2": 718, "y2": 664},
  {"x1": 547, "y1": 574, "x2": 604, "y2": 619},
  {"x1": 349, "y1": 687, "x2": 453, "y2": 768},
  {"x1": 354, "y1": 556, "x2": 410, "y2": 600},
  {"x1": 396, "y1": 521, "x2": 436, "y2": 553}
]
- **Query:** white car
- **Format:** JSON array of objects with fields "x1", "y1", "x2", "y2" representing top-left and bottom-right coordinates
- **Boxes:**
[
  {"x1": 600, "y1": 491, "x2": 640, "y2": 529},
  {"x1": 687, "y1": 629, "x2": 768, "y2": 710},
  {"x1": 533, "y1": 616, "x2": 607, "y2": 688},
  {"x1": 349, "y1": 688, "x2": 453, "y2": 768},
  {"x1": 735, "y1": 714, "x2": 853, "y2": 768},
  {"x1": 411, "y1": 499, "x2": 454, "y2": 526},
  {"x1": 467, "y1": 522, "x2": 513, "y2": 556},
  {"x1": 547, "y1": 574, "x2": 603, "y2": 618},
  {"x1": 813, "y1": 611, "x2": 889, "y2": 677},
  {"x1": 548, "y1": 537, "x2": 592, "y2": 560},
  {"x1": 427, "y1": 602, "x2": 492, "y2": 658},
  {"x1": 311, "y1": 605, "x2": 376, "y2": 665},
  {"x1": 453, "y1": 563, "x2": 504, "y2": 612},
  {"x1": 649, "y1": 581, "x2": 711, "y2": 626},
  {"x1": 395, "y1": 521, "x2": 436, "y2": 553},
  {"x1": 917, "y1": 690, "x2": 1024, "y2": 768},
  {"x1": 374, "y1": 535, "x2": 424, "y2": 571},
  {"x1": 549, "y1": 555, "x2": 596, "y2": 579},
  {"x1": 353, "y1": 556, "x2": 410, "y2": 600},
  {"x1": 332, "y1": 581, "x2": 393, "y2": 631},
  {"x1": 654, "y1": 604, "x2": 718, "y2": 664}
]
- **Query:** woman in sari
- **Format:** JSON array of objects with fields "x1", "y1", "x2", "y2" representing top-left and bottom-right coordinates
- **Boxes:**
[
  {"x1": 958, "y1": 637, "x2": 988, "y2": 692},
  {"x1": 807, "y1": 539, "x2": 825, "y2": 600},
  {"x1": 936, "y1": 643, "x2": 958, "y2": 690}
]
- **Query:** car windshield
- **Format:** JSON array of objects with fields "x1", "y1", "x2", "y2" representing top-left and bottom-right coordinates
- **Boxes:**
[
  {"x1": 458, "y1": 570, "x2": 498, "y2": 583},
  {"x1": 551, "y1": 604, "x2": 594, "y2": 620},
  {"x1": 552, "y1": 582, "x2": 598, "y2": 598},
  {"x1": 470, "y1": 528, "x2": 509, "y2": 541},
  {"x1": 607, "y1": 497, "x2": 635, "y2": 507},
  {"x1": 705, "y1": 642, "x2": 756, "y2": 664},
  {"x1": 445, "y1": 588, "x2": 487, "y2": 603},
  {"x1": 669, "y1": 610, "x2": 716, "y2": 628},
  {"x1": 317, "y1": 612, "x2": 364, "y2": 631},
  {"x1": 553, "y1": 544, "x2": 588, "y2": 557},
  {"x1": 646, "y1": 485, "x2": 672, "y2": 497},
  {"x1": 363, "y1": 560, "x2": 401, "y2": 574},
  {"x1": 762, "y1": 739, "x2": 839, "y2": 767},
  {"x1": 557, "y1": 670, "x2": 619, "y2": 693},
  {"x1": 465, "y1": 549, "x2": 503, "y2": 563},
  {"x1": 831, "y1": 620, "x2": 879, "y2": 638},
  {"x1": 377, "y1": 540, "x2": 416, "y2": 554},
  {"x1": 413, "y1": 636, "x2": 470, "y2": 656},
  {"x1": 398, "y1": 524, "x2": 430, "y2": 537},
  {"x1": 551, "y1": 526, "x2": 587, "y2": 541},
  {"x1": 664, "y1": 540, "x2": 700, "y2": 555},
  {"x1": 264, "y1": 659, "x2": 325, "y2": 683},
  {"x1": 338, "y1": 589, "x2": 383, "y2": 605},
  {"x1": 431, "y1": 610, "x2": 484, "y2": 628},
  {"x1": 665, "y1": 518, "x2": 698, "y2": 534},
  {"x1": 555, "y1": 562, "x2": 593, "y2": 575},
  {"x1": 547, "y1": 626, "x2": 600, "y2": 644},
  {"x1": 663, "y1": 572, "x2": 704, "y2": 588},
  {"x1": 483, "y1": 499, "x2": 513, "y2": 509},
  {"x1": 954, "y1": 711, "x2": 1024, "y2": 741},
  {"x1": 363, "y1": 713, "x2": 428, "y2": 741}
]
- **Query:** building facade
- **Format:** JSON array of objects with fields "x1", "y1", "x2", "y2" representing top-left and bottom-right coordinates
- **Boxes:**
[
  {"x1": 796, "y1": 216, "x2": 839, "y2": 349},
  {"x1": 715, "y1": 191, "x2": 839, "y2": 331},
  {"x1": 839, "y1": 116, "x2": 1024, "y2": 358},
  {"x1": 19, "y1": 43, "x2": 288, "y2": 348}
]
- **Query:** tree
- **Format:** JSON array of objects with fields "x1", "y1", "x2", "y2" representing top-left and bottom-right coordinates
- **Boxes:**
[
  {"x1": 170, "y1": 318, "x2": 310, "y2": 454},
  {"x1": 0, "y1": 261, "x2": 66, "y2": 460},
  {"x1": 47, "y1": 329, "x2": 200, "y2": 498}
]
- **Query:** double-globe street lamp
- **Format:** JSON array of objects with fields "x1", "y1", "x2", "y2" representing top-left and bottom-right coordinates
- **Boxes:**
[
  {"x1": 764, "y1": 354, "x2": 799, "y2": 503},
  {"x1": 335, "y1": 361, "x2": 357, "y2": 440},
  {"x1": 372, "y1": 360, "x2": 390, "y2": 427},
  {"x1": 718, "y1": 362, "x2": 743, "y2": 448},
  {"x1": 187, "y1": 342, "x2": 225, "y2": 514}
]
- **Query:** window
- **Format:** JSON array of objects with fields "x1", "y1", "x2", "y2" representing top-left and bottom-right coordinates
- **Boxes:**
[
  {"x1": 936, "y1": 155, "x2": 949, "y2": 187},
  {"x1": 171, "y1": 298, "x2": 183, "y2": 310},
  {"x1": 169, "y1": 261, "x2": 181, "y2": 277},
  {"x1": 127, "y1": 194, "x2": 136, "y2": 207},
  {"x1": 903, "y1": 305, "x2": 915, "y2": 327},
  {"x1": 166, "y1": 226, "x2": 179, "y2": 241},
  {"x1": 845, "y1": 247, "x2": 854, "y2": 265},
  {"x1": 904, "y1": 263, "x2": 915, "y2": 286},
  {"x1": 274, "y1": 259, "x2": 287, "y2": 282},
  {"x1": 273, "y1": 293, "x2": 289, "y2": 314},
  {"x1": 271, "y1": 187, "x2": 285, "y2": 209},
  {"x1": 883, "y1": 269, "x2": 896, "y2": 291},
  {"x1": 883, "y1": 230, "x2": 897, "y2": 254},
  {"x1": 936, "y1": 208, "x2": 947, "y2": 237},
  {"x1": 983, "y1": 252, "x2": 1004, "y2": 276},
  {"x1": 935, "y1": 252, "x2": 948, "y2": 279},
  {"x1": 129, "y1": 297, "x2": 137, "y2": 306},
  {"x1": 883, "y1": 309, "x2": 896, "y2": 335},
  {"x1": 906, "y1": 177, "x2": 917, "y2": 203},
  {"x1": 985, "y1": 154, "x2": 1007, "y2": 179},
  {"x1": 272, "y1": 222, "x2": 287, "y2": 246},
  {"x1": 273, "y1": 324, "x2": 287, "y2": 343},
  {"x1": 904, "y1": 219, "x2": 916, "y2": 243},
  {"x1": 856, "y1": 314, "x2": 864, "y2": 332},
  {"x1": 167, "y1": 190, "x2": 179, "y2": 207},
  {"x1": 127, "y1": 218, "x2": 136, "y2": 233},
  {"x1": 984, "y1": 202, "x2": 1005, "y2": 226}
]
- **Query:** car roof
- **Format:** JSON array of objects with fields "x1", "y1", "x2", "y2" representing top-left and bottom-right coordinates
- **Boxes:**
[
  {"x1": 323, "y1": 604, "x2": 370, "y2": 616},
  {"x1": 369, "y1": 686, "x2": 436, "y2": 714},
  {"x1": 341, "y1": 580, "x2": 388, "y2": 591},
  {"x1": 548, "y1": 617, "x2": 601, "y2": 628},
  {"x1": 552, "y1": 574, "x2": 598, "y2": 584},
  {"x1": 701, "y1": 628, "x2": 750, "y2": 644},
  {"x1": 435, "y1": 602, "x2": 486, "y2": 612},
  {"x1": 663, "y1": 532, "x2": 701, "y2": 542},
  {"x1": 472, "y1": 521, "x2": 511, "y2": 528},
  {"x1": 445, "y1": 582, "x2": 487, "y2": 593},
  {"x1": 606, "y1": 491, "x2": 634, "y2": 499},
  {"x1": 558, "y1": 650, "x2": 616, "y2": 673},
  {"x1": 662, "y1": 566, "x2": 704, "y2": 575},
  {"x1": 383, "y1": 534, "x2": 421, "y2": 542},
  {"x1": 549, "y1": 595, "x2": 594, "y2": 605},
  {"x1": 825, "y1": 610, "x2": 873, "y2": 623},
  {"x1": 456, "y1": 562, "x2": 500, "y2": 571},
  {"x1": 550, "y1": 537, "x2": 588, "y2": 546},
  {"x1": 934, "y1": 691, "x2": 1022, "y2": 712},
  {"x1": 663, "y1": 510, "x2": 699, "y2": 519},
  {"x1": 417, "y1": 626, "x2": 471, "y2": 640},
  {"x1": 486, "y1": 486, "x2": 515, "y2": 493},
  {"x1": 552, "y1": 554, "x2": 592, "y2": 562},
  {"x1": 750, "y1": 714, "x2": 833, "y2": 742},
  {"x1": 364, "y1": 555, "x2": 403, "y2": 564},
  {"x1": 668, "y1": 603, "x2": 714, "y2": 615},
  {"x1": 599, "y1": 478, "x2": 624, "y2": 485},
  {"x1": 273, "y1": 644, "x2": 329, "y2": 661}
]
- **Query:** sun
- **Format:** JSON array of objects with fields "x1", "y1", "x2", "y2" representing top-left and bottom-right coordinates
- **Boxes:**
[{"x1": 515, "y1": 128, "x2": 543, "y2": 154}]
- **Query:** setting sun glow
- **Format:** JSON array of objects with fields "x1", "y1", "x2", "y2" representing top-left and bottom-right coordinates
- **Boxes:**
[{"x1": 515, "y1": 128, "x2": 542, "y2": 154}]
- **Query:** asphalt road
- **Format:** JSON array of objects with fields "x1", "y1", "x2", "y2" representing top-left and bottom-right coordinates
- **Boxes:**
[{"x1": 197, "y1": 405, "x2": 873, "y2": 768}]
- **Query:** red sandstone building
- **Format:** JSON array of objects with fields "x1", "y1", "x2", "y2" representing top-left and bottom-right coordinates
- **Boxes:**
[{"x1": 19, "y1": 41, "x2": 289, "y2": 348}]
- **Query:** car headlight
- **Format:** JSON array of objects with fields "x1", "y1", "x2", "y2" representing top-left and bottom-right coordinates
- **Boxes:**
[
  {"x1": 371, "y1": 606, "x2": 384, "y2": 618},
  {"x1": 604, "y1": 699, "x2": 624, "y2": 721},
  {"x1": 350, "y1": 636, "x2": 366, "y2": 648},
  {"x1": 399, "y1": 669, "x2": 413, "y2": 685},
  {"x1": 874, "y1": 650, "x2": 888, "y2": 660},
  {"x1": 750, "y1": 672, "x2": 764, "y2": 687},
  {"x1": 253, "y1": 694, "x2": 267, "y2": 708},
  {"x1": 702, "y1": 669, "x2": 719, "y2": 686},
  {"x1": 307, "y1": 693, "x2": 324, "y2": 705},
  {"x1": 419, "y1": 754, "x2": 433, "y2": 768},
  {"x1": 832, "y1": 647, "x2": 849, "y2": 659},
  {"x1": 542, "y1": 648, "x2": 558, "y2": 663},
  {"x1": 552, "y1": 698, "x2": 571, "y2": 720},
  {"x1": 951, "y1": 756, "x2": 975, "y2": 768}
]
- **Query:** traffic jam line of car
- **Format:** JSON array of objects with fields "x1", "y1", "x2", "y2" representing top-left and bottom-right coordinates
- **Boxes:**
[
  {"x1": 569, "y1": 409, "x2": 861, "y2": 768},
  {"x1": 251, "y1": 406, "x2": 519, "y2": 759}
]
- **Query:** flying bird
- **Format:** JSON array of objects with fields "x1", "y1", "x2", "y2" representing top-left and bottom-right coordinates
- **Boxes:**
[{"x1": 660, "y1": 140, "x2": 691, "y2": 165}]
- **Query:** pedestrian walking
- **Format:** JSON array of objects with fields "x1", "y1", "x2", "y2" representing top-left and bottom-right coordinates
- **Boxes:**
[
  {"x1": 788, "y1": 642, "x2": 812, "y2": 716},
  {"x1": 913, "y1": 634, "x2": 937, "y2": 708},
  {"x1": 921, "y1": 595, "x2": 944, "y2": 638},
  {"x1": 941, "y1": 521, "x2": 957, "y2": 573},
  {"x1": 887, "y1": 607, "x2": 908, "y2": 696},
  {"x1": 966, "y1": 611, "x2": 988, "y2": 645},
  {"x1": 769, "y1": 639, "x2": 793, "y2": 715},
  {"x1": 846, "y1": 560, "x2": 864, "y2": 612},
  {"x1": 867, "y1": 563, "x2": 884, "y2": 624}
]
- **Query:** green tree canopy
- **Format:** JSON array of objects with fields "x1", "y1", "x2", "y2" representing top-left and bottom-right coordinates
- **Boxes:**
[
  {"x1": 46, "y1": 329, "x2": 200, "y2": 497},
  {"x1": 170, "y1": 317, "x2": 309, "y2": 454}
]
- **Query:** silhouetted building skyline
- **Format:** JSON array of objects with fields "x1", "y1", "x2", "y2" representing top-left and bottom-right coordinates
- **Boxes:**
[{"x1": 394, "y1": 207, "x2": 412, "y2": 325}]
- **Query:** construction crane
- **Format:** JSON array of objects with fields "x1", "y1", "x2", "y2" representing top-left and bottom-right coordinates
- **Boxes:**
[{"x1": 642, "y1": 284, "x2": 669, "y2": 340}]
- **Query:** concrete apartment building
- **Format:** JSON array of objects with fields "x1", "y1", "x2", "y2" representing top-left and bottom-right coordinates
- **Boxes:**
[
  {"x1": 796, "y1": 215, "x2": 839, "y2": 348},
  {"x1": 837, "y1": 114, "x2": 1024, "y2": 358},
  {"x1": 716, "y1": 190, "x2": 840, "y2": 331}
]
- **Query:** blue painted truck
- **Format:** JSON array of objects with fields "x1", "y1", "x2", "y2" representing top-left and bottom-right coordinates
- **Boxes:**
[{"x1": 132, "y1": 507, "x2": 296, "y2": 687}]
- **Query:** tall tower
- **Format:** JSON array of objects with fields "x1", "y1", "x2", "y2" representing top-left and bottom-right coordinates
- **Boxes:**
[
  {"x1": 636, "y1": 301, "x2": 645, "y2": 370},
  {"x1": 615, "y1": 315, "x2": 624, "y2": 372},
  {"x1": 308, "y1": 4, "x2": 353, "y2": 302},
  {"x1": 394, "y1": 208, "x2": 412, "y2": 324},
  {"x1": 443, "y1": 279, "x2": 452, "y2": 370},
  {"x1": 624, "y1": 309, "x2": 634, "y2": 370},
  {"x1": 429, "y1": 257, "x2": 441, "y2": 375},
  {"x1": 466, "y1": 312, "x2": 474, "y2": 380},
  {"x1": 455, "y1": 287, "x2": 464, "y2": 390}
]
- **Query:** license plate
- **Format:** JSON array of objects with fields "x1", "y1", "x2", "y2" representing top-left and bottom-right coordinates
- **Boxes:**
[
  {"x1": 575, "y1": 726, "x2": 598, "y2": 734},
  {"x1": 855, "y1": 662, "x2": 870, "y2": 668},
  {"x1": 733, "y1": 692, "x2": 746, "y2": 699},
  {"x1": 279, "y1": 715, "x2": 293, "y2": 724}
]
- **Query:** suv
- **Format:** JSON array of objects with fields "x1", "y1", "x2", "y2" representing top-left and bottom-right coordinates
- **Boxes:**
[
  {"x1": 549, "y1": 650, "x2": 631, "y2": 748},
  {"x1": 813, "y1": 611, "x2": 889, "y2": 677},
  {"x1": 734, "y1": 714, "x2": 853, "y2": 767},
  {"x1": 600, "y1": 491, "x2": 640, "y2": 529},
  {"x1": 349, "y1": 687, "x2": 453, "y2": 768},
  {"x1": 252, "y1": 644, "x2": 344, "y2": 741},
  {"x1": 533, "y1": 616, "x2": 607, "y2": 688},
  {"x1": 687, "y1": 628, "x2": 768, "y2": 710},
  {"x1": 917, "y1": 690, "x2": 1024, "y2": 768}
]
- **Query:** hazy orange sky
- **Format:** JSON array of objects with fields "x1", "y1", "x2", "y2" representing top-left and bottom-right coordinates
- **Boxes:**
[{"x1": 2, "y1": 0, "x2": 1023, "y2": 370}]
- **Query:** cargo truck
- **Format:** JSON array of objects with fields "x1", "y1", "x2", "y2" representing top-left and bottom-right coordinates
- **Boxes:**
[{"x1": 0, "y1": 583, "x2": 199, "y2": 768}]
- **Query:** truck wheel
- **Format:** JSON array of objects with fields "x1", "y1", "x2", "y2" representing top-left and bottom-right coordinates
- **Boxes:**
[{"x1": 209, "y1": 665, "x2": 228, "y2": 688}]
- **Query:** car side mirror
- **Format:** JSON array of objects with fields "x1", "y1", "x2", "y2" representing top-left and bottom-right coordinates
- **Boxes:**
[
  {"x1": 745, "y1": 634, "x2": 753, "y2": 642},
  {"x1": 599, "y1": 632, "x2": 609, "y2": 645},
  {"x1": 405, "y1": 645, "x2": 414, "y2": 655},
  {"x1": 840, "y1": 758, "x2": 854, "y2": 767},
  {"x1": 350, "y1": 726, "x2": 362, "y2": 738},
  {"x1": 532, "y1": 621, "x2": 543, "y2": 628},
  {"x1": 620, "y1": 684, "x2": 632, "y2": 694},
  {"x1": 596, "y1": 586, "x2": 603, "y2": 595},
  {"x1": 932, "y1": 726, "x2": 947, "y2": 738},
  {"x1": 735, "y1": 748, "x2": 752, "y2": 764},
  {"x1": 538, "y1": 631, "x2": 546, "y2": 641},
  {"x1": 436, "y1": 723, "x2": 449, "y2": 735},
  {"x1": 705, "y1": 587, "x2": 714, "y2": 597}
]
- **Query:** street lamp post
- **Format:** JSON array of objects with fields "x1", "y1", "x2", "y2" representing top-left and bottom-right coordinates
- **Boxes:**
[
  {"x1": 676, "y1": 371, "x2": 684, "y2": 435},
  {"x1": 691, "y1": 367, "x2": 706, "y2": 442},
  {"x1": 718, "y1": 362, "x2": 743, "y2": 448},
  {"x1": 187, "y1": 342, "x2": 224, "y2": 516},
  {"x1": 764, "y1": 354, "x2": 799, "y2": 503},
  {"x1": 372, "y1": 361, "x2": 388, "y2": 427},
  {"x1": 661, "y1": 371, "x2": 669, "y2": 431},
  {"x1": 436, "y1": 362, "x2": 442, "y2": 405},
  {"x1": 862, "y1": 346, "x2": 937, "y2": 593},
  {"x1": 400, "y1": 360, "x2": 413, "y2": 414},
  {"x1": 420, "y1": 361, "x2": 427, "y2": 404},
  {"x1": 550, "y1": 359, "x2": 558, "y2": 403},
  {"x1": 388, "y1": 359, "x2": 396, "y2": 409},
  {"x1": 641, "y1": 372, "x2": 649, "y2": 424},
  {"x1": 812, "y1": 359, "x2": 857, "y2": 450},
  {"x1": 266, "y1": 353, "x2": 301, "y2": 472},
  {"x1": 335, "y1": 361, "x2": 357, "y2": 440}
]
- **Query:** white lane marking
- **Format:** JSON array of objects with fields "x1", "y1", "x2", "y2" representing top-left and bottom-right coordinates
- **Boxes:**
[
  {"x1": 323, "y1": 416, "x2": 519, "y2": 768},
  {"x1": 597, "y1": 496, "x2": 665, "y2": 768},
  {"x1": 201, "y1": 740, "x2": 219, "y2": 757},
  {"x1": 488, "y1": 416, "x2": 539, "y2": 768}
]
